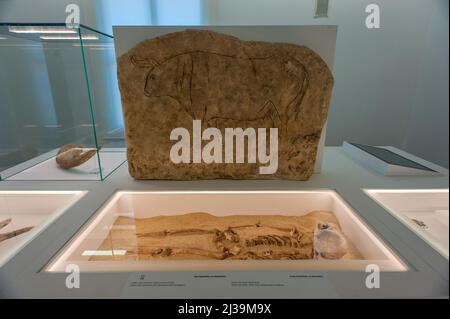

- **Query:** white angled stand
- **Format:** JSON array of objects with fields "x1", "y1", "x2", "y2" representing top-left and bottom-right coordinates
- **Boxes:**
[{"x1": 342, "y1": 141, "x2": 442, "y2": 176}]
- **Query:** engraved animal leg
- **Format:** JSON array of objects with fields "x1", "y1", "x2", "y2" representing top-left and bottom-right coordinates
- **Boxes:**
[
  {"x1": 284, "y1": 61, "x2": 310, "y2": 135},
  {"x1": 258, "y1": 100, "x2": 282, "y2": 129},
  {"x1": 177, "y1": 54, "x2": 197, "y2": 119}
]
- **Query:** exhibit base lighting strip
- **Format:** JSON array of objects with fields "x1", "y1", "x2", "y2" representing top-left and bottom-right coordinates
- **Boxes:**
[
  {"x1": 40, "y1": 35, "x2": 99, "y2": 41},
  {"x1": 8, "y1": 26, "x2": 77, "y2": 34},
  {"x1": 82, "y1": 250, "x2": 127, "y2": 257}
]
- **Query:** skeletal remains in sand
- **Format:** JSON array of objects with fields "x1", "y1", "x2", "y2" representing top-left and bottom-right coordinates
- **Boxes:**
[
  {"x1": 0, "y1": 218, "x2": 33, "y2": 243},
  {"x1": 55, "y1": 144, "x2": 97, "y2": 169},
  {"x1": 135, "y1": 221, "x2": 348, "y2": 260}
]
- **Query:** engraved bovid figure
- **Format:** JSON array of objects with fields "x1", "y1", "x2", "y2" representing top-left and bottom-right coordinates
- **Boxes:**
[
  {"x1": 117, "y1": 29, "x2": 334, "y2": 180},
  {"x1": 132, "y1": 50, "x2": 310, "y2": 133}
]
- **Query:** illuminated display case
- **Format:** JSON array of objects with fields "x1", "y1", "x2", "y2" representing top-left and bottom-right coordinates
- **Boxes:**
[
  {"x1": 0, "y1": 23, "x2": 126, "y2": 181},
  {"x1": 46, "y1": 190, "x2": 407, "y2": 272},
  {"x1": 0, "y1": 191, "x2": 86, "y2": 267},
  {"x1": 366, "y1": 189, "x2": 449, "y2": 259}
]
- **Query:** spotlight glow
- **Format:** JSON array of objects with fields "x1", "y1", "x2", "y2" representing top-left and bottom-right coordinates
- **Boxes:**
[
  {"x1": 8, "y1": 26, "x2": 77, "y2": 34},
  {"x1": 40, "y1": 35, "x2": 99, "y2": 41}
]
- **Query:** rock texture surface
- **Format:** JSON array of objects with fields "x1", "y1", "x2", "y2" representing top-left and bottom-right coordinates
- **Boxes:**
[{"x1": 117, "y1": 29, "x2": 334, "y2": 180}]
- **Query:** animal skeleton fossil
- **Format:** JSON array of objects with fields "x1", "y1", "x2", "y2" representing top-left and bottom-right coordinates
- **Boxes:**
[
  {"x1": 55, "y1": 144, "x2": 97, "y2": 169},
  {"x1": 0, "y1": 218, "x2": 33, "y2": 243}
]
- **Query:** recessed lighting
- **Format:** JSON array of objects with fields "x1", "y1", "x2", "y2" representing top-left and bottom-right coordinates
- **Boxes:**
[
  {"x1": 72, "y1": 43, "x2": 113, "y2": 48},
  {"x1": 82, "y1": 250, "x2": 127, "y2": 256},
  {"x1": 40, "y1": 35, "x2": 99, "y2": 41},
  {"x1": 8, "y1": 26, "x2": 77, "y2": 34}
]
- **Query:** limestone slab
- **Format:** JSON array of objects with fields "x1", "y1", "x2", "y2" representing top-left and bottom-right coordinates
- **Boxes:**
[{"x1": 117, "y1": 29, "x2": 334, "y2": 180}]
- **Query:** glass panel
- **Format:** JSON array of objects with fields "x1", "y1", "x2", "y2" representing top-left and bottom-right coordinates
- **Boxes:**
[
  {"x1": 79, "y1": 26, "x2": 126, "y2": 180},
  {"x1": 0, "y1": 23, "x2": 126, "y2": 180}
]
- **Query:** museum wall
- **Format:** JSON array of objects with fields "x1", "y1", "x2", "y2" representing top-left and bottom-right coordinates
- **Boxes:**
[
  {"x1": 0, "y1": 0, "x2": 448, "y2": 168},
  {"x1": 208, "y1": 0, "x2": 448, "y2": 168},
  {"x1": 402, "y1": 0, "x2": 449, "y2": 168},
  {"x1": 0, "y1": 45, "x2": 56, "y2": 170}
]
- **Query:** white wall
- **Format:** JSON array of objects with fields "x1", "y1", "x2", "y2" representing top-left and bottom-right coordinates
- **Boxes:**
[
  {"x1": 402, "y1": 1, "x2": 449, "y2": 168},
  {"x1": 95, "y1": 0, "x2": 153, "y2": 34},
  {"x1": 207, "y1": 0, "x2": 445, "y2": 161}
]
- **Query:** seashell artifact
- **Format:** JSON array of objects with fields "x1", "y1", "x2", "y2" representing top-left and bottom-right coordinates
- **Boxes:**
[
  {"x1": 117, "y1": 29, "x2": 334, "y2": 180},
  {"x1": 55, "y1": 144, "x2": 97, "y2": 169},
  {"x1": 313, "y1": 222, "x2": 348, "y2": 259}
]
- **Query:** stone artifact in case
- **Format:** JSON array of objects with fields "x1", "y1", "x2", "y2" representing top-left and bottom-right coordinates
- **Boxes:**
[
  {"x1": 117, "y1": 29, "x2": 334, "y2": 180},
  {"x1": 0, "y1": 23, "x2": 126, "y2": 181}
]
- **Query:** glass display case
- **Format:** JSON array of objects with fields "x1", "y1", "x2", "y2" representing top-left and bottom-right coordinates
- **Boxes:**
[
  {"x1": 46, "y1": 190, "x2": 407, "y2": 272},
  {"x1": 0, "y1": 23, "x2": 126, "y2": 181},
  {"x1": 0, "y1": 191, "x2": 86, "y2": 267},
  {"x1": 366, "y1": 189, "x2": 449, "y2": 259}
]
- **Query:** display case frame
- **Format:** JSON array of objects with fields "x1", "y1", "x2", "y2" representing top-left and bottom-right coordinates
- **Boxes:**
[{"x1": 46, "y1": 190, "x2": 407, "y2": 273}]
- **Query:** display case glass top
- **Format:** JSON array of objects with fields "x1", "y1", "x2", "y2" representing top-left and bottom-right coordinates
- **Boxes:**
[{"x1": 0, "y1": 23, "x2": 126, "y2": 181}]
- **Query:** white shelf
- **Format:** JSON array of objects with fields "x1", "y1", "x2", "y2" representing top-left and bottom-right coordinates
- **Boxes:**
[{"x1": 6, "y1": 149, "x2": 126, "y2": 181}]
